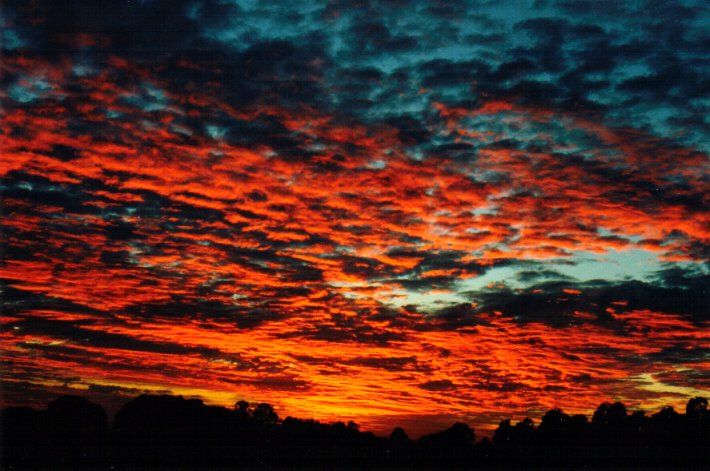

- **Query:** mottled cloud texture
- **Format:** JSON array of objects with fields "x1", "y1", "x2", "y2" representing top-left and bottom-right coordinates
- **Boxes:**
[{"x1": 1, "y1": 0, "x2": 708, "y2": 436}]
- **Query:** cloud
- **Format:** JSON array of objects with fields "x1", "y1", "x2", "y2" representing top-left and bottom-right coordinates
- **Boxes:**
[
  {"x1": 419, "y1": 379, "x2": 456, "y2": 391},
  {"x1": 1, "y1": 0, "x2": 708, "y2": 438},
  {"x1": 4, "y1": 0, "x2": 236, "y2": 58},
  {"x1": 466, "y1": 277, "x2": 710, "y2": 324},
  {"x1": 7, "y1": 316, "x2": 222, "y2": 356}
]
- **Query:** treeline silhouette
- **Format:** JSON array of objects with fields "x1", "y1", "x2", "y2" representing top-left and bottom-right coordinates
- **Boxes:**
[{"x1": 2, "y1": 394, "x2": 708, "y2": 469}]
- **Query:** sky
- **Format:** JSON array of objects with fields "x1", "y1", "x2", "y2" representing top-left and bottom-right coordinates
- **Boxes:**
[{"x1": 1, "y1": 0, "x2": 708, "y2": 438}]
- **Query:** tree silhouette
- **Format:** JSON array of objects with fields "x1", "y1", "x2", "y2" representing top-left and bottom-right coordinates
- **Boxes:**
[
  {"x1": 492, "y1": 417, "x2": 539, "y2": 465},
  {"x1": 386, "y1": 426, "x2": 414, "y2": 467},
  {"x1": 234, "y1": 399, "x2": 250, "y2": 418},
  {"x1": 252, "y1": 402, "x2": 279, "y2": 424},
  {"x1": 536, "y1": 408, "x2": 587, "y2": 466},
  {"x1": 46, "y1": 395, "x2": 109, "y2": 466},
  {"x1": 1, "y1": 395, "x2": 108, "y2": 468},
  {"x1": 684, "y1": 397, "x2": 710, "y2": 467},
  {"x1": 418, "y1": 422, "x2": 475, "y2": 466},
  {"x1": 1, "y1": 406, "x2": 44, "y2": 467},
  {"x1": 539, "y1": 407, "x2": 569, "y2": 432},
  {"x1": 686, "y1": 396, "x2": 708, "y2": 418},
  {"x1": 2, "y1": 394, "x2": 709, "y2": 468},
  {"x1": 388, "y1": 426, "x2": 412, "y2": 445},
  {"x1": 592, "y1": 401, "x2": 628, "y2": 426}
]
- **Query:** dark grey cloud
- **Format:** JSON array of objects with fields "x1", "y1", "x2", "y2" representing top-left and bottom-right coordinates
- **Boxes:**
[
  {"x1": 4, "y1": 0, "x2": 238, "y2": 59},
  {"x1": 420, "y1": 303, "x2": 488, "y2": 331},
  {"x1": 654, "y1": 264, "x2": 710, "y2": 289},
  {"x1": 291, "y1": 354, "x2": 430, "y2": 373},
  {"x1": 385, "y1": 115, "x2": 433, "y2": 146},
  {"x1": 122, "y1": 297, "x2": 284, "y2": 329},
  {"x1": 419, "y1": 59, "x2": 491, "y2": 90},
  {"x1": 419, "y1": 379, "x2": 456, "y2": 391},
  {"x1": 16, "y1": 341, "x2": 110, "y2": 363},
  {"x1": 347, "y1": 16, "x2": 419, "y2": 54},
  {"x1": 2, "y1": 172, "x2": 99, "y2": 215},
  {"x1": 7, "y1": 316, "x2": 222, "y2": 356},
  {"x1": 392, "y1": 252, "x2": 506, "y2": 292},
  {"x1": 276, "y1": 312, "x2": 408, "y2": 345},
  {"x1": 465, "y1": 276, "x2": 709, "y2": 325},
  {"x1": 516, "y1": 270, "x2": 574, "y2": 283},
  {"x1": 1, "y1": 0, "x2": 708, "y2": 426},
  {"x1": 1, "y1": 284, "x2": 100, "y2": 315},
  {"x1": 348, "y1": 355, "x2": 428, "y2": 372},
  {"x1": 647, "y1": 346, "x2": 709, "y2": 364}
]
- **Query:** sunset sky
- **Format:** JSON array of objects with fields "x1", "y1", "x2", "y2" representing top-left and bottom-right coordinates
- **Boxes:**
[{"x1": 1, "y1": 0, "x2": 708, "y2": 437}]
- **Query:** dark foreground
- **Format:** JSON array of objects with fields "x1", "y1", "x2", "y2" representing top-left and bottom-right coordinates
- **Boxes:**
[{"x1": 1, "y1": 394, "x2": 708, "y2": 469}]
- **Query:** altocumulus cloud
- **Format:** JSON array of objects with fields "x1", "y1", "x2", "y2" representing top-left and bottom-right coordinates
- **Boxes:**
[{"x1": 1, "y1": 0, "x2": 708, "y2": 437}]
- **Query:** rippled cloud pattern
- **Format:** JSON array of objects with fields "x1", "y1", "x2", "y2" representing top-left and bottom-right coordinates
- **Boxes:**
[{"x1": 1, "y1": 0, "x2": 708, "y2": 436}]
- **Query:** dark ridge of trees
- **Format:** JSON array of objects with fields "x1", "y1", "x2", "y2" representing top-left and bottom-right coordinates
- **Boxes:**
[
  {"x1": 1, "y1": 394, "x2": 708, "y2": 469},
  {"x1": 1, "y1": 395, "x2": 109, "y2": 468}
]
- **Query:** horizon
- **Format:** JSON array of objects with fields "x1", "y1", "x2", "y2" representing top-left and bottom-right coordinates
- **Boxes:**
[
  {"x1": 1, "y1": 390, "x2": 703, "y2": 440},
  {"x1": 3, "y1": 391, "x2": 706, "y2": 441},
  {"x1": 1, "y1": 0, "x2": 708, "y2": 442},
  {"x1": 4, "y1": 393, "x2": 707, "y2": 468}
]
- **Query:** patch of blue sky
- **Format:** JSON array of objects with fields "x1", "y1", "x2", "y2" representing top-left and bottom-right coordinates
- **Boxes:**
[
  {"x1": 458, "y1": 113, "x2": 519, "y2": 134},
  {"x1": 16, "y1": 182, "x2": 34, "y2": 191},
  {"x1": 2, "y1": 28, "x2": 24, "y2": 50},
  {"x1": 470, "y1": 170, "x2": 509, "y2": 186},
  {"x1": 405, "y1": 147, "x2": 426, "y2": 162},
  {"x1": 636, "y1": 106, "x2": 693, "y2": 136},
  {"x1": 479, "y1": 1, "x2": 554, "y2": 27},
  {"x1": 612, "y1": 63, "x2": 654, "y2": 83},
  {"x1": 185, "y1": 2, "x2": 200, "y2": 20},
  {"x1": 366, "y1": 160, "x2": 387, "y2": 170},
  {"x1": 688, "y1": 0, "x2": 710, "y2": 27},
  {"x1": 121, "y1": 82, "x2": 169, "y2": 112},
  {"x1": 469, "y1": 205, "x2": 499, "y2": 217},
  {"x1": 230, "y1": 0, "x2": 263, "y2": 11},
  {"x1": 71, "y1": 62, "x2": 95, "y2": 77},
  {"x1": 7, "y1": 77, "x2": 52, "y2": 103},
  {"x1": 206, "y1": 124, "x2": 228, "y2": 140},
  {"x1": 140, "y1": 119, "x2": 159, "y2": 130},
  {"x1": 143, "y1": 83, "x2": 167, "y2": 105},
  {"x1": 350, "y1": 53, "x2": 404, "y2": 75},
  {"x1": 205, "y1": 2, "x2": 321, "y2": 45},
  {"x1": 457, "y1": 249, "x2": 673, "y2": 295},
  {"x1": 690, "y1": 97, "x2": 710, "y2": 113},
  {"x1": 457, "y1": 265, "x2": 528, "y2": 292},
  {"x1": 385, "y1": 285, "x2": 466, "y2": 310},
  {"x1": 383, "y1": 98, "x2": 429, "y2": 118},
  {"x1": 609, "y1": 101, "x2": 707, "y2": 150},
  {"x1": 170, "y1": 124, "x2": 193, "y2": 136},
  {"x1": 554, "y1": 249, "x2": 661, "y2": 282}
]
